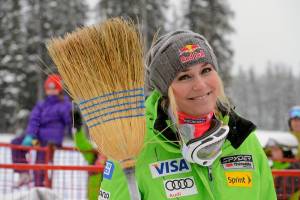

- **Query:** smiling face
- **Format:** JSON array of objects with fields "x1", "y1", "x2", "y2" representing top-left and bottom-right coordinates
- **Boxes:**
[{"x1": 170, "y1": 63, "x2": 221, "y2": 117}]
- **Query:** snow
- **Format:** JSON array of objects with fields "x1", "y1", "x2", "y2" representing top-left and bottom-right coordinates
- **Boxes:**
[
  {"x1": 255, "y1": 129, "x2": 298, "y2": 148},
  {"x1": 0, "y1": 133, "x2": 15, "y2": 143},
  {"x1": 1, "y1": 55, "x2": 12, "y2": 65}
]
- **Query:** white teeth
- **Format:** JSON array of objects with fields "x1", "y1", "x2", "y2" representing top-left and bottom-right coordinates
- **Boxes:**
[
  {"x1": 190, "y1": 92, "x2": 211, "y2": 100},
  {"x1": 196, "y1": 95, "x2": 205, "y2": 99}
]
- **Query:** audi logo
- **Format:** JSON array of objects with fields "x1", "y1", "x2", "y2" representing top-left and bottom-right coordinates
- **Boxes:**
[{"x1": 165, "y1": 178, "x2": 194, "y2": 191}]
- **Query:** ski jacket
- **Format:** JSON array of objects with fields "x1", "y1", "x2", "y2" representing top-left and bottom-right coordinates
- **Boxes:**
[
  {"x1": 74, "y1": 128, "x2": 104, "y2": 200},
  {"x1": 26, "y1": 95, "x2": 72, "y2": 145},
  {"x1": 99, "y1": 90, "x2": 276, "y2": 200}
]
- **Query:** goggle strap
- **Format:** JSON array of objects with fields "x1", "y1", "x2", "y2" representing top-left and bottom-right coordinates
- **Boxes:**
[{"x1": 186, "y1": 119, "x2": 222, "y2": 145}]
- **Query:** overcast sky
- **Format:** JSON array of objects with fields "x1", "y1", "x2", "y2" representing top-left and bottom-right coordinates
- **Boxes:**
[{"x1": 227, "y1": 0, "x2": 300, "y2": 75}]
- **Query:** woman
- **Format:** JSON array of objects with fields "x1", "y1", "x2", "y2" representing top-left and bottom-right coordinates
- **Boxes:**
[
  {"x1": 11, "y1": 74, "x2": 72, "y2": 187},
  {"x1": 99, "y1": 30, "x2": 276, "y2": 199}
]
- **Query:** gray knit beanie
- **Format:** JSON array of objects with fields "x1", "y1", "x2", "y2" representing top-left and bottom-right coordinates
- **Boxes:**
[{"x1": 145, "y1": 30, "x2": 219, "y2": 97}]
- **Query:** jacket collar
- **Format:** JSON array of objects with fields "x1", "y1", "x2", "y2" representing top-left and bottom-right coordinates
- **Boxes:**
[
  {"x1": 226, "y1": 110, "x2": 256, "y2": 149},
  {"x1": 45, "y1": 95, "x2": 61, "y2": 103},
  {"x1": 153, "y1": 100, "x2": 256, "y2": 149}
]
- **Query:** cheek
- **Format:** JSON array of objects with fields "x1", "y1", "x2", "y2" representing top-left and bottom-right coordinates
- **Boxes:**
[
  {"x1": 209, "y1": 75, "x2": 222, "y2": 96},
  {"x1": 170, "y1": 85, "x2": 191, "y2": 112},
  {"x1": 171, "y1": 84, "x2": 190, "y2": 99},
  {"x1": 293, "y1": 121, "x2": 300, "y2": 128}
]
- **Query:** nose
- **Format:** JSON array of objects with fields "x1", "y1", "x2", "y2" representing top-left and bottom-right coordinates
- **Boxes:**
[{"x1": 192, "y1": 76, "x2": 206, "y2": 91}]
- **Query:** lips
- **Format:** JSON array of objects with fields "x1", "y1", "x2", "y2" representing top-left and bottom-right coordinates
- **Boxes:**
[{"x1": 188, "y1": 91, "x2": 212, "y2": 100}]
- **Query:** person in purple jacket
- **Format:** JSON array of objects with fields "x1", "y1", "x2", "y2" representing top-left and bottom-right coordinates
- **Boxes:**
[{"x1": 11, "y1": 74, "x2": 72, "y2": 187}]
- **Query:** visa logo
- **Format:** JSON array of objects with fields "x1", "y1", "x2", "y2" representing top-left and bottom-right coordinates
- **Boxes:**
[{"x1": 150, "y1": 158, "x2": 191, "y2": 178}]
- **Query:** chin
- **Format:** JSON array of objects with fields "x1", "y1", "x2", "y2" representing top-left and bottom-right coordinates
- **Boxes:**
[
  {"x1": 177, "y1": 103, "x2": 215, "y2": 117},
  {"x1": 187, "y1": 109, "x2": 213, "y2": 117}
]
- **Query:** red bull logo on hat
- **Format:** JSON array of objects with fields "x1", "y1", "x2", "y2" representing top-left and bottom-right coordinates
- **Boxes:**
[{"x1": 179, "y1": 44, "x2": 206, "y2": 64}]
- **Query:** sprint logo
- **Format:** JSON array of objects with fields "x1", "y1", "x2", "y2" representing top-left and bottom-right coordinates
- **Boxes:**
[{"x1": 225, "y1": 172, "x2": 252, "y2": 187}]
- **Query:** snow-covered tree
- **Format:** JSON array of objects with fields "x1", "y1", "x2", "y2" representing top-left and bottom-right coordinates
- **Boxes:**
[
  {"x1": 228, "y1": 66, "x2": 250, "y2": 117},
  {"x1": 96, "y1": 0, "x2": 167, "y2": 47},
  {"x1": 0, "y1": 0, "x2": 88, "y2": 132},
  {"x1": 24, "y1": 0, "x2": 88, "y2": 100},
  {"x1": 230, "y1": 62, "x2": 300, "y2": 131},
  {"x1": 0, "y1": 0, "x2": 28, "y2": 132}
]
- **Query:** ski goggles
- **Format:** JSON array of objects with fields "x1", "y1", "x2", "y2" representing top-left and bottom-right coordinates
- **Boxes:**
[{"x1": 180, "y1": 119, "x2": 229, "y2": 166}]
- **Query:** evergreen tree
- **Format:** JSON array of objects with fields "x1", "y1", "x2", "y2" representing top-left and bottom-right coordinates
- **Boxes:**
[
  {"x1": 24, "y1": 0, "x2": 88, "y2": 101},
  {"x1": 246, "y1": 68, "x2": 260, "y2": 125},
  {"x1": 230, "y1": 63, "x2": 300, "y2": 131},
  {"x1": 228, "y1": 66, "x2": 250, "y2": 117},
  {"x1": 143, "y1": 1, "x2": 167, "y2": 47},
  {"x1": 0, "y1": 0, "x2": 27, "y2": 132},
  {"x1": 167, "y1": 4, "x2": 186, "y2": 31},
  {"x1": 97, "y1": 0, "x2": 167, "y2": 47},
  {"x1": 0, "y1": 0, "x2": 88, "y2": 132},
  {"x1": 185, "y1": 0, "x2": 234, "y2": 86}
]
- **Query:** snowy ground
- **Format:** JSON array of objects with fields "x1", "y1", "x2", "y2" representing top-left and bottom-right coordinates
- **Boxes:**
[{"x1": 0, "y1": 134, "x2": 91, "y2": 200}]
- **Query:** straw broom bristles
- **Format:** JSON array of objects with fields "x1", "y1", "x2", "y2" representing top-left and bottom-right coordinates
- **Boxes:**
[{"x1": 47, "y1": 18, "x2": 145, "y2": 168}]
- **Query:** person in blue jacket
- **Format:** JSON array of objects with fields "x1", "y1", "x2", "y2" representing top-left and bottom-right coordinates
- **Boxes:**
[{"x1": 11, "y1": 74, "x2": 72, "y2": 187}]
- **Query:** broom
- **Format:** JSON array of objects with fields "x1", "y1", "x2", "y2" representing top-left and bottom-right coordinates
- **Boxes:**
[{"x1": 47, "y1": 18, "x2": 145, "y2": 200}]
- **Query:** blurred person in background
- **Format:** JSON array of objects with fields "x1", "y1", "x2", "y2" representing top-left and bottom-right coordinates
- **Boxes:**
[
  {"x1": 288, "y1": 105, "x2": 300, "y2": 158},
  {"x1": 265, "y1": 106, "x2": 300, "y2": 200},
  {"x1": 72, "y1": 107, "x2": 106, "y2": 200},
  {"x1": 264, "y1": 139, "x2": 297, "y2": 168},
  {"x1": 265, "y1": 106, "x2": 300, "y2": 166},
  {"x1": 10, "y1": 74, "x2": 72, "y2": 187}
]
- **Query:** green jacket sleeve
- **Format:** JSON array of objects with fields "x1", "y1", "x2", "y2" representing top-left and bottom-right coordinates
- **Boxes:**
[
  {"x1": 74, "y1": 128, "x2": 96, "y2": 164},
  {"x1": 251, "y1": 132, "x2": 277, "y2": 200},
  {"x1": 99, "y1": 160, "x2": 132, "y2": 200}
]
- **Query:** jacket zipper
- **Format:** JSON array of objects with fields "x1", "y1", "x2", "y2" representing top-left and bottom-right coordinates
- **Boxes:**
[
  {"x1": 207, "y1": 166, "x2": 215, "y2": 197},
  {"x1": 208, "y1": 166, "x2": 213, "y2": 181}
]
